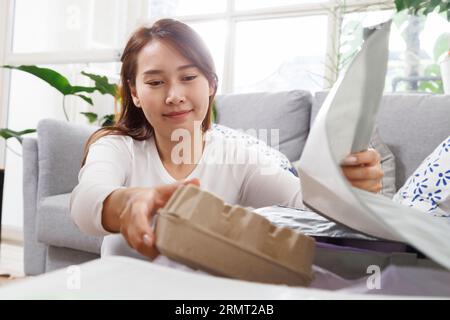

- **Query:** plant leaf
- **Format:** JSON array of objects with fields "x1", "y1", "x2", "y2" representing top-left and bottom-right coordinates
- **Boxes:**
[
  {"x1": 440, "y1": 2, "x2": 450, "y2": 13},
  {"x1": 2, "y1": 65, "x2": 73, "y2": 95},
  {"x1": 433, "y1": 33, "x2": 450, "y2": 61},
  {"x1": 101, "y1": 114, "x2": 115, "y2": 127},
  {"x1": 81, "y1": 71, "x2": 118, "y2": 97},
  {"x1": 80, "y1": 112, "x2": 98, "y2": 123},
  {"x1": 424, "y1": 0, "x2": 441, "y2": 15},
  {"x1": 419, "y1": 63, "x2": 443, "y2": 93},
  {"x1": 74, "y1": 94, "x2": 93, "y2": 105},
  {"x1": 418, "y1": 80, "x2": 442, "y2": 93},
  {"x1": 423, "y1": 63, "x2": 441, "y2": 76},
  {"x1": 0, "y1": 128, "x2": 36, "y2": 144},
  {"x1": 2, "y1": 65, "x2": 98, "y2": 96},
  {"x1": 211, "y1": 101, "x2": 217, "y2": 123},
  {"x1": 395, "y1": 0, "x2": 406, "y2": 12},
  {"x1": 70, "y1": 85, "x2": 97, "y2": 94}
]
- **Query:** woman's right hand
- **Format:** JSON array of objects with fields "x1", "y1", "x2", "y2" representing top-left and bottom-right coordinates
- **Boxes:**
[{"x1": 107, "y1": 178, "x2": 200, "y2": 260}]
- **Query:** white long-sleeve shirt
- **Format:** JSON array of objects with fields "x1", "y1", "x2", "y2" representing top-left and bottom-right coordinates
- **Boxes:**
[{"x1": 70, "y1": 125, "x2": 304, "y2": 243}]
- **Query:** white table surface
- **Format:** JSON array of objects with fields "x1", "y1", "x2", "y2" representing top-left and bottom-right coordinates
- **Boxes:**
[{"x1": 0, "y1": 256, "x2": 428, "y2": 299}]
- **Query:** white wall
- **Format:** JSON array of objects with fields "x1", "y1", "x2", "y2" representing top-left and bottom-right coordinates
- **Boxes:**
[
  {"x1": 0, "y1": 0, "x2": 12, "y2": 169},
  {"x1": 0, "y1": 0, "x2": 13, "y2": 232}
]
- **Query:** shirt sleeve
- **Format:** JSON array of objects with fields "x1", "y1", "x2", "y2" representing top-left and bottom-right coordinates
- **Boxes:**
[
  {"x1": 70, "y1": 135, "x2": 131, "y2": 236},
  {"x1": 237, "y1": 147, "x2": 306, "y2": 210}
]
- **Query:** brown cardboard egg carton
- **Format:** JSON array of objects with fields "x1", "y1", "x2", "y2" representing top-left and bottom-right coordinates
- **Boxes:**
[{"x1": 156, "y1": 185, "x2": 315, "y2": 286}]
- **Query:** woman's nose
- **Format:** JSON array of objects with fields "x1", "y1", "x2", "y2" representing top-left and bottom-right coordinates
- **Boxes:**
[{"x1": 165, "y1": 85, "x2": 186, "y2": 105}]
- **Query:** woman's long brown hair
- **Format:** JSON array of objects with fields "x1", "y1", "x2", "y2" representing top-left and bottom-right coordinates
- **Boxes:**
[{"x1": 82, "y1": 18, "x2": 218, "y2": 165}]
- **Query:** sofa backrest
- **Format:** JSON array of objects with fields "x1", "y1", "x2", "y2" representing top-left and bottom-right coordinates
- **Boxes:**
[
  {"x1": 36, "y1": 119, "x2": 98, "y2": 200},
  {"x1": 33, "y1": 91, "x2": 449, "y2": 197},
  {"x1": 32, "y1": 91, "x2": 313, "y2": 199},
  {"x1": 312, "y1": 92, "x2": 450, "y2": 189},
  {"x1": 215, "y1": 90, "x2": 313, "y2": 162}
]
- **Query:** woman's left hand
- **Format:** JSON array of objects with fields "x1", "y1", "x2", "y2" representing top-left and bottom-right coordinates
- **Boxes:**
[{"x1": 340, "y1": 148, "x2": 384, "y2": 193}]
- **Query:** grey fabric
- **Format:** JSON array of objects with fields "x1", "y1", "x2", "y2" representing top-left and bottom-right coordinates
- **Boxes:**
[
  {"x1": 45, "y1": 245, "x2": 100, "y2": 272},
  {"x1": 377, "y1": 94, "x2": 450, "y2": 189},
  {"x1": 23, "y1": 119, "x2": 101, "y2": 275},
  {"x1": 314, "y1": 246, "x2": 442, "y2": 280},
  {"x1": 22, "y1": 138, "x2": 47, "y2": 275},
  {"x1": 215, "y1": 90, "x2": 312, "y2": 161},
  {"x1": 310, "y1": 91, "x2": 326, "y2": 125},
  {"x1": 311, "y1": 91, "x2": 397, "y2": 196},
  {"x1": 369, "y1": 127, "x2": 396, "y2": 198},
  {"x1": 37, "y1": 119, "x2": 98, "y2": 199},
  {"x1": 37, "y1": 193, "x2": 102, "y2": 254}
]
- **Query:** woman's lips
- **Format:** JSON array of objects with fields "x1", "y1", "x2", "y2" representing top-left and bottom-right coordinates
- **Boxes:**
[{"x1": 163, "y1": 109, "x2": 192, "y2": 119}]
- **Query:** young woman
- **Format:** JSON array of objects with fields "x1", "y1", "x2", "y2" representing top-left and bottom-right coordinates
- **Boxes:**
[{"x1": 70, "y1": 19, "x2": 384, "y2": 261}]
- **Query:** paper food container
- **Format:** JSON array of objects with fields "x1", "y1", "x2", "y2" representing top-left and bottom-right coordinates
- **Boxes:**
[{"x1": 156, "y1": 185, "x2": 315, "y2": 286}]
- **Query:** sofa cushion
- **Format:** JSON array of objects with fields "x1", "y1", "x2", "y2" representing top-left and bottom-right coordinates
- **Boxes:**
[
  {"x1": 37, "y1": 193, "x2": 102, "y2": 254},
  {"x1": 212, "y1": 124, "x2": 295, "y2": 174},
  {"x1": 312, "y1": 92, "x2": 450, "y2": 189},
  {"x1": 215, "y1": 90, "x2": 312, "y2": 162},
  {"x1": 377, "y1": 94, "x2": 450, "y2": 189},
  {"x1": 394, "y1": 135, "x2": 450, "y2": 216},
  {"x1": 37, "y1": 119, "x2": 98, "y2": 199}
]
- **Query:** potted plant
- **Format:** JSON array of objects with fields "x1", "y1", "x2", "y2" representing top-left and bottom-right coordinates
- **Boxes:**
[
  {"x1": 0, "y1": 64, "x2": 220, "y2": 144},
  {"x1": 395, "y1": 0, "x2": 450, "y2": 21},
  {"x1": 0, "y1": 65, "x2": 119, "y2": 144},
  {"x1": 395, "y1": 1, "x2": 450, "y2": 93}
]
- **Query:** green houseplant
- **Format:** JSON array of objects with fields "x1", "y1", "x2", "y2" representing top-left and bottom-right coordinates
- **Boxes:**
[
  {"x1": 0, "y1": 65, "x2": 119, "y2": 144},
  {"x1": 0, "y1": 64, "x2": 219, "y2": 144},
  {"x1": 332, "y1": 0, "x2": 449, "y2": 92},
  {"x1": 395, "y1": 0, "x2": 450, "y2": 92},
  {"x1": 395, "y1": 0, "x2": 450, "y2": 21}
]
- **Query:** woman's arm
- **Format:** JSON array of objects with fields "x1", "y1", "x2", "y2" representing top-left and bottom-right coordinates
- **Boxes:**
[
  {"x1": 70, "y1": 136, "x2": 131, "y2": 236},
  {"x1": 102, "y1": 187, "x2": 134, "y2": 233},
  {"x1": 238, "y1": 148, "x2": 384, "y2": 209},
  {"x1": 70, "y1": 135, "x2": 199, "y2": 259},
  {"x1": 101, "y1": 180, "x2": 199, "y2": 259}
]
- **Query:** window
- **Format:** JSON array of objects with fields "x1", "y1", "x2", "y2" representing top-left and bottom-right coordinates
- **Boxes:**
[
  {"x1": 235, "y1": 0, "x2": 328, "y2": 11},
  {"x1": 341, "y1": 10, "x2": 449, "y2": 93},
  {"x1": 13, "y1": 0, "x2": 124, "y2": 53},
  {"x1": 146, "y1": 0, "x2": 449, "y2": 94},
  {"x1": 188, "y1": 20, "x2": 227, "y2": 93},
  {"x1": 148, "y1": 0, "x2": 343, "y2": 93},
  {"x1": 233, "y1": 15, "x2": 328, "y2": 93},
  {"x1": 149, "y1": 0, "x2": 227, "y2": 17},
  {"x1": 1, "y1": 0, "x2": 127, "y2": 229}
]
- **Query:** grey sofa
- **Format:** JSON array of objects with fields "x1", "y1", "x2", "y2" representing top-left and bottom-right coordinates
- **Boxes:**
[{"x1": 23, "y1": 90, "x2": 450, "y2": 275}]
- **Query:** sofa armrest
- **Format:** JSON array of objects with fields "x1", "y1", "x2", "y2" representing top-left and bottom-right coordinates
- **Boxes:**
[
  {"x1": 36, "y1": 118, "x2": 98, "y2": 199},
  {"x1": 22, "y1": 137, "x2": 47, "y2": 275}
]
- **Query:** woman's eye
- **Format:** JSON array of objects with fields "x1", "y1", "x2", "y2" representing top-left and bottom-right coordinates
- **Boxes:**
[
  {"x1": 183, "y1": 75, "x2": 197, "y2": 81},
  {"x1": 146, "y1": 80, "x2": 163, "y2": 86}
]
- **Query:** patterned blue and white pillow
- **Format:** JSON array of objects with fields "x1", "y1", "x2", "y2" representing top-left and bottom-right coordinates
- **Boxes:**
[
  {"x1": 393, "y1": 135, "x2": 450, "y2": 217},
  {"x1": 212, "y1": 124, "x2": 296, "y2": 175}
]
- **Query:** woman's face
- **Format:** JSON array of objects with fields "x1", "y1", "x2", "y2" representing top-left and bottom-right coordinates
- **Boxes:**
[{"x1": 130, "y1": 40, "x2": 213, "y2": 139}]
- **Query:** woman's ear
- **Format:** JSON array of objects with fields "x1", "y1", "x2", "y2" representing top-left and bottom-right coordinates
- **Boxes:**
[
  {"x1": 128, "y1": 80, "x2": 141, "y2": 107},
  {"x1": 208, "y1": 82, "x2": 215, "y2": 96}
]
